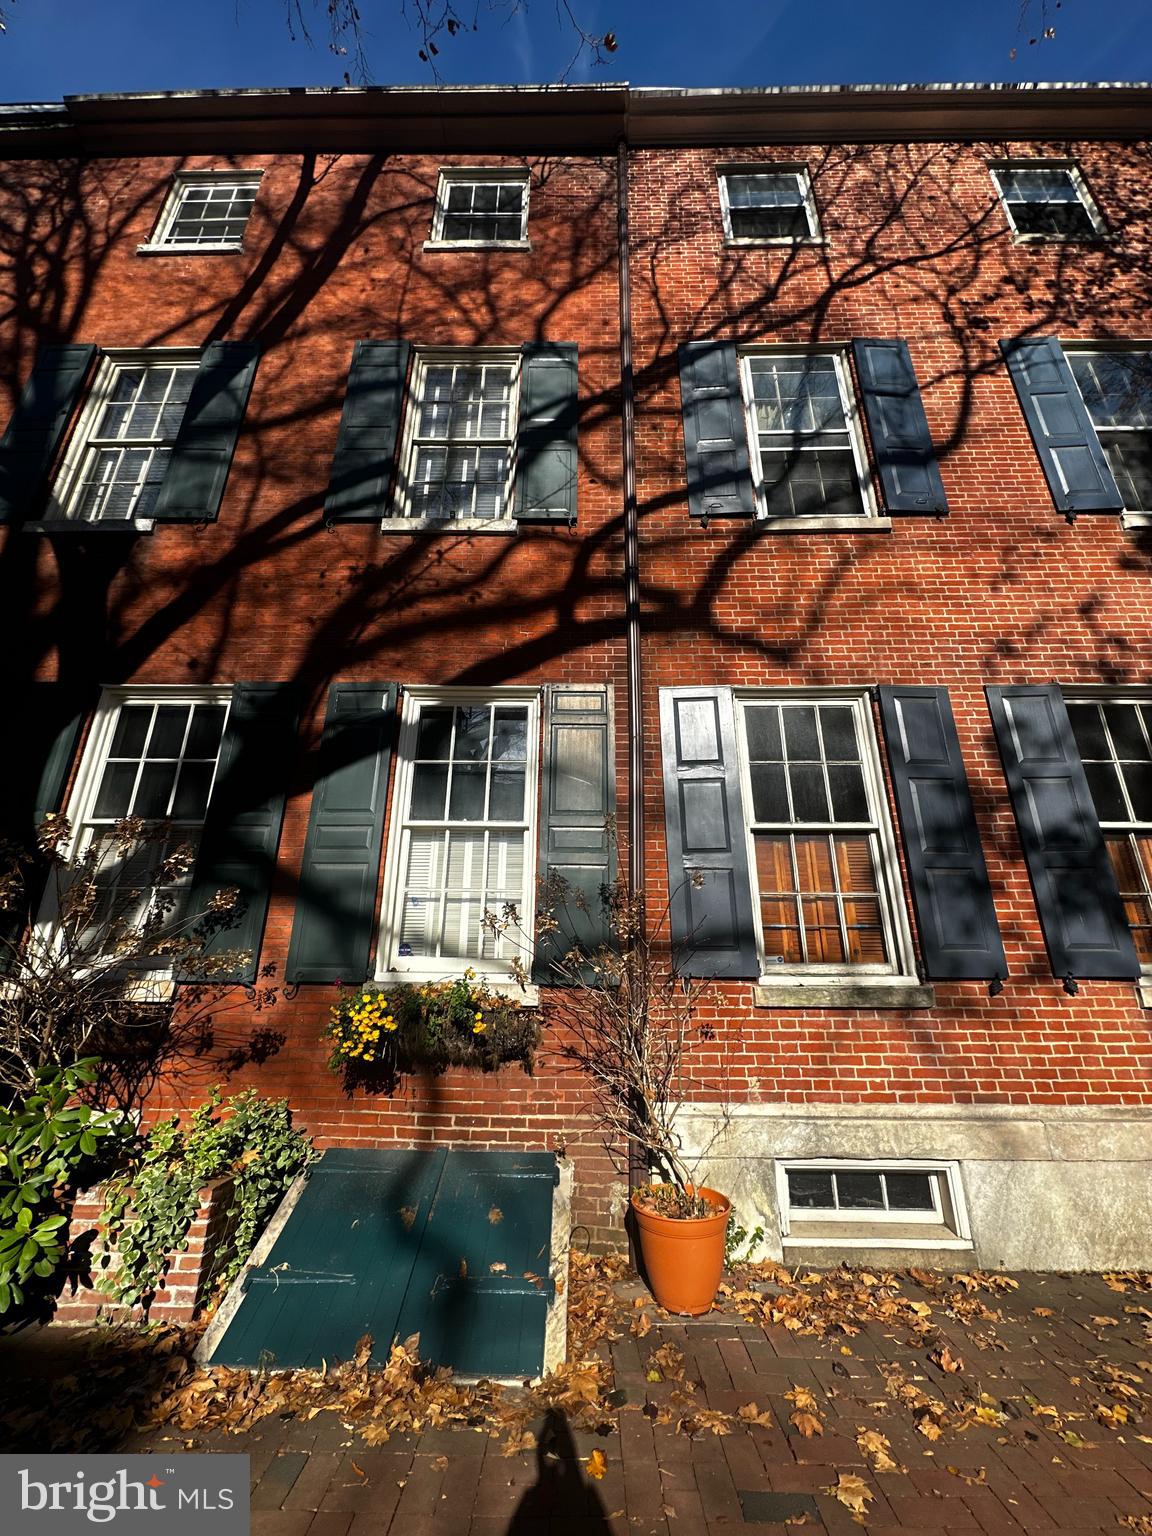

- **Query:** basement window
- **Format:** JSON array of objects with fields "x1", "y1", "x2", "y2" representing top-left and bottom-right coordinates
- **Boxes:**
[{"x1": 776, "y1": 1159, "x2": 972, "y2": 1249}]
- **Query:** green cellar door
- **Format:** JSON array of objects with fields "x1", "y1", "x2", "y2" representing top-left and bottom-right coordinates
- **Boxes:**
[{"x1": 206, "y1": 1147, "x2": 558, "y2": 1378}]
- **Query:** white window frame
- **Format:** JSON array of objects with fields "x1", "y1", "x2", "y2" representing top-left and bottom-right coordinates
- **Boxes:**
[
  {"x1": 40, "y1": 684, "x2": 234, "y2": 983},
  {"x1": 739, "y1": 347, "x2": 879, "y2": 530},
  {"x1": 735, "y1": 688, "x2": 917, "y2": 984},
  {"x1": 139, "y1": 170, "x2": 263, "y2": 254},
  {"x1": 1064, "y1": 342, "x2": 1152, "y2": 522},
  {"x1": 776, "y1": 1158, "x2": 972, "y2": 1249},
  {"x1": 426, "y1": 168, "x2": 531, "y2": 250},
  {"x1": 46, "y1": 348, "x2": 200, "y2": 530},
  {"x1": 377, "y1": 685, "x2": 541, "y2": 985},
  {"x1": 718, "y1": 164, "x2": 821, "y2": 245},
  {"x1": 989, "y1": 160, "x2": 1108, "y2": 242},
  {"x1": 386, "y1": 348, "x2": 522, "y2": 533}
]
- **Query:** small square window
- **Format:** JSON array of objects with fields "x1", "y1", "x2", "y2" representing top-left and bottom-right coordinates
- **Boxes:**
[
  {"x1": 719, "y1": 167, "x2": 820, "y2": 243},
  {"x1": 145, "y1": 172, "x2": 261, "y2": 252},
  {"x1": 51, "y1": 351, "x2": 199, "y2": 525},
  {"x1": 1067, "y1": 349, "x2": 1152, "y2": 514},
  {"x1": 991, "y1": 162, "x2": 1106, "y2": 241},
  {"x1": 429, "y1": 170, "x2": 530, "y2": 247},
  {"x1": 777, "y1": 1159, "x2": 971, "y2": 1248}
]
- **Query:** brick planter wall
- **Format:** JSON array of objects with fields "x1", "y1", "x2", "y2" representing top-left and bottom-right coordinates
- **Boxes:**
[{"x1": 54, "y1": 1176, "x2": 236, "y2": 1325}]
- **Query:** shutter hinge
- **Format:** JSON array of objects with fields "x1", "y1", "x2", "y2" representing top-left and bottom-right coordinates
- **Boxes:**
[
  {"x1": 699, "y1": 510, "x2": 710, "y2": 530},
  {"x1": 988, "y1": 972, "x2": 1004, "y2": 998},
  {"x1": 1061, "y1": 972, "x2": 1080, "y2": 996},
  {"x1": 1064, "y1": 510, "x2": 1078, "y2": 526}
]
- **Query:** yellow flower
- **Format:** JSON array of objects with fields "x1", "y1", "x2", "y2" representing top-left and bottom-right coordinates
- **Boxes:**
[{"x1": 472, "y1": 1020, "x2": 487, "y2": 1035}]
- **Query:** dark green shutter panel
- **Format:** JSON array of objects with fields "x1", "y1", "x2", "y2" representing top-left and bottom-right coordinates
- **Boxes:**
[
  {"x1": 515, "y1": 343, "x2": 578, "y2": 523},
  {"x1": 323, "y1": 340, "x2": 410, "y2": 522},
  {"x1": 533, "y1": 683, "x2": 616, "y2": 984},
  {"x1": 986, "y1": 684, "x2": 1138, "y2": 980},
  {"x1": 1000, "y1": 337, "x2": 1123, "y2": 514},
  {"x1": 151, "y1": 341, "x2": 259, "y2": 523},
  {"x1": 182, "y1": 683, "x2": 298, "y2": 985},
  {"x1": 878, "y1": 686, "x2": 1005, "y2": 980},
  {"x1": 678, "y1": 342, "x2": 756, "y2": 520},
  {"x1": 852, "y1": 340, "x2": 949, "y2": 515},
  {"x1": 0, "y1": 344, "x2": 96, "y2": 523},
  {"x1": 660, "y1": 686, "x2": 758, "y2": 977},
  {"x1": 285, "y1": 683, "x2": 397, "y2": 985}
]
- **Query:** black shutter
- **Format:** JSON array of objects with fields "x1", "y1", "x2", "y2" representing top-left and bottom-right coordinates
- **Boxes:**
[
  {"x1": 532, "y1": 683, "x2": 616, "y2": 984},
  {"x1": 323, "y1": 340, "x2": 410, "y2": 523},
  {"x1": 677, "y1": 342, "x2": 756, "y2": 520},
  {"x1": 515, "y1": 343, "x2": 578, "y2": 524},
  {"x1": 1000, "y1": 337, "x2": 1123, "y2": 515},
  {"x1": 986, "y1": 684, "x2": 1139, "y2": 980},
  {"x1": 182, "y1": 683, "x2": 298, "y2": 985},
  {"x1": 285, "y1": 683, "x2": 397, "y2": 986},
  {"x1": 852, "y1": 340, "x2": 949, "y2": 515},
  {"x1": 152, "y1": 342, "x2": 259, "y2": 523},
  {"x1": 659, "y1": 686, "x2": 758, "y2": 977},
  {"x1": 0, "y1": 344, "x2": 97, "y2": 523},
  {"x1": 878, "y1": 686, "x2": 1005, "y2": 980}
]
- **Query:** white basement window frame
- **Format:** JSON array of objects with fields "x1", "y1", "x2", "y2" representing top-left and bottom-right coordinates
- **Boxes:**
[
  {"x1": 718, "y1": 164, "x2": 821, "y2": 244},
  {"x1": 427, "y1": 168, "x2": 531, "y2": 249},
  {"x1": 140, "y1": 170, "x2": 263, "y2": 254},
  {"x1": 776, "y1": 1158, "x2": 973, "y2": 1248},
  {"x1": 47, "y1": 349, "x2": 200, "y2": 528},
  {"x1": 377, "y1": 686, "x2": 541, "y2": 984},
  {"x1": 989, "y1": 161, "x2": 1108, "y2": 242}
]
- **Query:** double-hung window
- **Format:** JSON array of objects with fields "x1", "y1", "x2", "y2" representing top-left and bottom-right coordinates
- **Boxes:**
[
  {"x1": 991, "y1": 162, "x2": 1106, "y2": 241},
  {"x1": 738, "y1": 693, "x2": 910, "y2": 974},
  {"x1": 1067, "y1": 695, "x2": 1152, "y2": 965},
  {"x1": 742, "y1": 351, "x2": 871, "y2": 521},
  {"x1": 52, "y1": 351, "x2": 198, "y2": 525},
  {"x1": 719, "y1": 167, "x2": 819, "y2": 242},
  {"x1": 429, "y1": 170, "x2": 529, "y2": 247},
  {"x1": 400, "y1": 351, "x2": 520, "y2": 525},
  {"x1": 381, "y1": 690, "x2": 539, "y2": 980},
  {"x1": 144, "y1": 172, "x2": 261, "y2": 252},
  {"x1": 60, "y1": 689, "x2": 230, "y2": 950},
  {"x1": 1066, "y1": 349, "x2": 1152, "y2": 515}
]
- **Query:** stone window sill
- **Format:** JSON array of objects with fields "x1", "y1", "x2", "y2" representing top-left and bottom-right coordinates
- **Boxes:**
[
  {"x1": 1121, "y1": 511, "x2": 1152, "y2": 531},
  {"x1": 24, "y1": 518, "x2": 154, "y2": 534},
  {"x1": 783, "y1": 1222, "x2": 971, "y2": 1250},
  {"x1": 724, "y1": 236, "x2": 825, "y2": 249},
  {"x1": 137, "y1": 242, "x2": 246, "y2": 256},
  {"x1": 379, "y1": 517, "x2": 518, "y2": 535},
  {"x1": 752, "y1": 976, "x2": 934, "y2": 1009},
  {"x1": 422, "y1": 240, "x2": 532, "y2": 253},
  {"x1": 1136, "y1": 979, "x2": 1152, "y2": 1009},
  {"x1": 374, "y1": 976, "x2": 540, "y2": 1007},
  {"x1": 754, "y1": 515, "x2": 892, "y2": 534}
]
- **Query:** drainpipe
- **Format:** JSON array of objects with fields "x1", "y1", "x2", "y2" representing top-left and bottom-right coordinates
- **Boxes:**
[{"x1": 617, "y1": 134, "x2": 647, "y2": 1251}]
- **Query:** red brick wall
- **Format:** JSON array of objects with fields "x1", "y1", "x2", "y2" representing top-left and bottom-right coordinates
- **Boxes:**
[{"x1": 629, "y1": 137, "x2": 1152, "y2": 1110}]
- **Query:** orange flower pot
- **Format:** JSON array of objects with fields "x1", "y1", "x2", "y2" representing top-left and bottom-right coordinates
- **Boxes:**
[{"x1": 630, "y1": 1184, "x2": 731, "y2": 1316}]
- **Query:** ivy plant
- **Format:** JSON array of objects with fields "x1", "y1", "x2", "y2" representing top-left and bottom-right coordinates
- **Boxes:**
[
  {"x1": 0, "y1": 1058, "x2": 132, "y2": 1316},
  {"x1": 99, "y1": 1088, "x2": 313, "y2": 1308}
]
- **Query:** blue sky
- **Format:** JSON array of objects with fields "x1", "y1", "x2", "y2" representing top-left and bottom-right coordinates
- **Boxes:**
[{"x1": 0, "y1": 0, "x2": 1148, "y2": 100}]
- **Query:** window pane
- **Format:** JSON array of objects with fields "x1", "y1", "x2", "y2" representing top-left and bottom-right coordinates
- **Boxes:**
[
  {"x1": 835, "y1": 835, "x2": 879, "y2": 893},
  {"x1": 789, "y1": 764, "x2": 829, "y2": 821},
  {"x1": 795, "y1": 836, "x2": 835, "y2": 892},
  {"x1": 489, "y1": 766, "x2": 525, "y2": 821},
  {"x1": 186, "y1": 704, "x2": 227, "y2": 760},
  {"x1": 756, "y1": 836, "x2": 795, "y2": 895},
  {"x1": 1068, "y1": 702, "x2": 1110, "y2": 760},
  {"x1": 93, "y1": 761, "x2": 138, "y2": 820},
  {"x1": 745, "y1": 705, "x2": 782, "y2": 760},
  {"x1": 803, "y1": 897, "x2": 845, "y2": 962},
  {"x1": 761, "y1": 449, "x2": 865, "y2": 519},
  {"x1": 787, "y1": 1170, "x2": 835, "y2": 1210},
  {"x1": 827, "y1": 764, "x2": 868, "y2": 822},
  {"x1": 820, "y1": 707, "x2": 859, "y2": 760},
  {"x1": 134, "y1": 762, "x2": 177, "y2": 818},
  {"x1": 453, "y1": 707, "x2": 490, "y2": 760},
  {"x1": 149, "y1": 705, "x2": 190, "y2": 758},
  {"x1": 1084, "y1": 761, "x2": 1127, "y2": 821},
  {"x1": 1104, "y1": 703, "x2": 1149, "y2": 761},
  {"x1": 835, "y1": 1172, "x2": 884, "y2": 1210},
  {"x1": 783, "y1": 706, "x2": 819, "y2": 759},
  {"x1": 172, "y1": 760, "x2": 214, "y2": 820},
  {"x1": 416, "y1": 707, "x2": 454, "y2": 760},
  {"x1": 110, "y1": 705, "x2": 151, "y2": 759},
  {"x1": 730, "y1": 205, "x2": 809, "y2": 240},
  {"x1": 750, "y1": 762, "x2": 789, "y2": 820},
  {"x1": 410, "y1": 763, "x2": 448, "y2": 819},
  {"x1": 884, "y1": 1172, "x2": 936, "y2": 1211},
  {"x1": 1102, "y1": 434, "x2": 1152, "y2": 513},
  {"x1": 1124, "y1": 762, "x2": 1152, "y2": 821},
  {"x1": 448, "y1": 763, "x2": 487, "y2": 821},
  {"x1": 1110, "y1": 836, "x2": 1152, "y2": 962},
  {"x1": 492, "y1": 707, "x2": 528, "y2": 760}
]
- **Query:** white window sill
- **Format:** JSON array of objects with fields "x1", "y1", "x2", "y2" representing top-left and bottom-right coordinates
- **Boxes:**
[
  {"x1": 753, "y1": 515, "x2": 891, "y2": 534},
  {"x1": 24, "y1": 518, "x2": 155, "y2": 534},
  {"x1": 379, "y1": 517, "x2": 518, "y2": 536},
  {"x1": 724, "y1": 236, "x2": 824, "y2": 248},
  {"x1": 1135, "y1": 979, "x2": 1152, "y2": 1009},
  {"x1": 1121, "y1": 511, "x2": 1152, "y2": 531},
  {"x1": 753, "y1": 976, "x2": 934, "y2": 1009},
  {"x1": 0, "y1": 973, "x2": 175, "y2": 1003},
  {"x1": 136, "y1": 242, "x2": 246, "y2": 256},
  {"x1": 374, "y1": 974, "x2": 540, "y2": 1007},
  {"x1": 422, "y1": 240, "x2": 532, "y2": 253},
  {"x1": 783, "y1": 1225, "x2": 971, "y2": 1250},
  {"x1": 1009, "y1": 231, "x2": 1110, "y2": 246}
]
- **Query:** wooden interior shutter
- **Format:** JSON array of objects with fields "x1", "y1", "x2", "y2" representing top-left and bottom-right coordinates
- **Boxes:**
[
  {"x1": 677, "y1": 342, "x2": 756, "y2": 521},
  {"x1": 152, "y1": 341, "x2": 259, "y2": 523},
  {"x1": 659, "y1": 685, "x2": 758, "y2": 977},
  {"x1": 285, "y1": 683, "x2": 397, "y2": 985},
  {"x1": 533, "y1": 683, "x2": 615, "y2": 984},
  {"x1": 986, "y1": 684, "x2": 1138, "y2": 980},
  {"x1": 999, "y1": 337, "x2": 1123, "y2": 515},
  {"x1": 323, "y1": 340, "x2": 411, "y2": 523},
  {"x1": 852, "y1": 339, "x2": 949, "y2": 515},
  {"x1": 515, "y1": 343, "x2": 578, "y2": 524},
  {"x1": 181, "y1": 683, "x2": 298, "y2": 985},
  {"x1": 878, "y1": 686, "x2": 1005, "y2": 980},
  {"x1": 0, "y1": 344, "x2": 97, "y2": 523}
]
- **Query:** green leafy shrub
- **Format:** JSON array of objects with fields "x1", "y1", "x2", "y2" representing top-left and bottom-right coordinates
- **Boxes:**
[
  {"x1": 99, "y1": 1089, "x2": 313, "y2": 1308},
  {"x1": 325, "y1": 972, "x2": 538, "y2": 1090},
  {"x1": 0, "y1": 1059, "x2": 132, "y2": 1316}
]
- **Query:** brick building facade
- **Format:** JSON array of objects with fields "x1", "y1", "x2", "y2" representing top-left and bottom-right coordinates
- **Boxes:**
[{"x1": 2, "y1": 82, "x2": 1151, "y2": 1268}]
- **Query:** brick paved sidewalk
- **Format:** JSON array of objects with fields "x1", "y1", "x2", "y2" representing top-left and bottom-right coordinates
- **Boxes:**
[{"x1": 118, "y1": 1267, "x2": 1152, "y2": 1536}]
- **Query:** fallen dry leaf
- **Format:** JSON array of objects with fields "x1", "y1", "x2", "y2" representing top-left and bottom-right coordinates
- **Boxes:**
[
  {"x1": 946, "y1": 1464, "x2": 987, "y2": 1487},
  {"x1": 1032, "y1": 1306, "x2": 1055, "y2": 1317},
  {"x1": 790, "y1": 1411, "x2": 824, "y2": 1438},
  {"x1": 586, "y1": 1448, "x2": 607, "y2": 1480},
  {"x1": 738, "y1": 1402, "x2": 774, "y2": 1427},
  {"x1": 825, "y1": 1472, "x2": 874, "y2": 1517},
  {"x1": 1092, "y1": 1315, "x2": 1120, "y2": 1327},
  {"x1": 857, "y1": 1428, "x2": 898, "y2": 1471},
  {"x1": 929, "y1": 1346, "x2": 963, "y2": 1374},
  {"x1": 488, "y1": 1206, "x2": 503, "y2": 1225}
]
